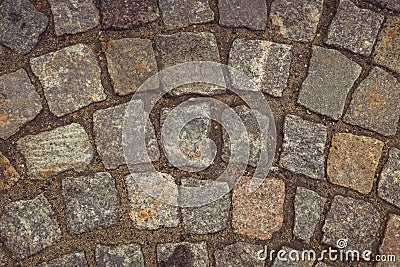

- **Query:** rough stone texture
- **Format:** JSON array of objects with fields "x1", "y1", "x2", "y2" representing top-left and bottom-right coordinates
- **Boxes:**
[
  {"x1": 378, "y1": 148, "x2": 400, "y2": 208},
  {"x1": 48, "y1": 0, "x2": 99, "y2": 36},
  {"x1": 157, "y1": 242, "x2": 209, "y2": 267},
  {"x1": 228, "y1": 39, "x2": 292, "y2": 97},
  {"x1": 271, "y1": 247, "x2": 315, "y2": 267},
  {"x1": 16, "y1": 123, "x2": 93, "y2": 179},
  {"x1": 298, "y1": 46, "x2": 362, "y2": 119},
  {"x1": 293, "y1": 187, "x2": 326, "y2": 242},
  {"x1": 363, "y1": 0, "x2": 400, "y2": 12},
  {"x1": 0, "y1": 0, "x2": 48, "y2": 54},
  {"x1": 322, "y1": 195, "x2": 381, "y2": 251},
  {"x1": 93, "y1": 102, "x2": 159, "y2": 169},
  {"x1": 344, "y1": 67, "x2": 400, "y2": 136},
  {"x1": 180, "y1": 178, "x2": 230, "y2": 234},
  {"x1": 214, "y1": 242, "x2": 264, "y2": 267},
  {"x1": 232, "y1": 176, "x2": 285, "y2": 240},
  {"x1": 30, "y1": 44, "x2": 106, "y2": 117},
  {"x1": 105, "y1": 38, "x2": 158, "y2": 96},
  {"x1": 378, "y1": 214, "x2": 400, "y2": 267},
  {"x1": 155, "y1": 32, "x2": 225, "y2": 96},
  {"x1": 0, "y1": 151, "x2": 21, "y2": 191},
  {"x1": 95, "y1": 243, "x2": 144, "y2": 267},
  {"x1": 0, "y1": 69, "x2": 42, "y2": 139},
  {"x1": 374, "y1": 17, "x2": 400, "y2": 74},
  {"x1": 125, "y1": 172, "x2": 179, "y2": 230},
  {"x1": 62, "y1": 172, "x2": 120, "y2": 234},
  {"x1": 270, "y1": 0, "x2": 324, "y2": 42},
  {"x1": 101, "y1": 0, "x2": 159, "y2": 29},
  {"x1": 328, "y1": 133, "x2": 384, "y2": 194},
  {"x1": 159, "y1": 0, "x2": 214, "y2": 29},
  {"x1": 315, "y1": 263, "x2": 333, "y2": 267},
  {"x1": 0, "y1": 245, "x2": 11, "y2": 267},
  {"x1": 279, "y1": 115, "x2": 327, "y2": 179},
  {"x1": 326, "y1": 0, "x2": 384, "y2": 56},
  {"x1": 218, "y1": 0, "x2": 268, "y2": 30},
  {"x1": 37, "y1": 252, "x2": 88, "y2": 267},
  {"x1": 0, "y1": 194, "x2": 61, "y2": 260}
]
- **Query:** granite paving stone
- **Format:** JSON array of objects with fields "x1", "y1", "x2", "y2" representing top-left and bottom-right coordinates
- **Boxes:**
[
  {"x1": 218, "y1": 0, "x2": 268, "y2": 30},
  {"x1": 279, "y1": 115, "x2": 327, "y2": 179},
  {"x1": 315, "y1": 263, "x2": 333, "y2": 267},
  {"x1": 48, "y1": 0, "x2": 99, "y2": 36},
  {"x1": 0, "y1": 194, "x2": 61, "y2": 260},
  {"x1": 322, "y1": 195, "x2": 381, "y2": 251},
  {"x1": 30, "y1": 44, "x2": 106, "y2": 117},
  {"x1": 95, "y1": 243, "x2": 144, "y2": 267},
  {"x1": 327, "y1": 133, "x2": 384, "y2": 194},
  {"x1": 37, "y1": 252, "x2": 88, "y2": 267},
  {"x1": 0, "y1": 69, "x2": 42, "y2": 139},
  {"x1": 374, "y1": 17, "x2": 400, "y2": 74},
  {"x1": 271, "y1": 247, "x2": 315, "y2": 267},
  {"x1": 62, "y1": 172, "x2": 120, "y2": 234},
  {"x1": 326, "y1": 0, "x2": 384, "y2": 56},
  {"x1": 228, "y1": 39, "x2": 292, "y2": 97},
  {"x1": 16, "y1": 123, "x2": 93, "y2": 178},
  {"x1": 344, "y1": 67, "x2": 400, "y2": 136},
  {"x1": 0, "y1": 245, "x2": 11, "y2": 267},
  {"x1": 270, "y1": 0, "x2": 324, "y2": 42},
  {"x1": 93, "y1": 102, "x2": 159, "y2": 169},
  {"x1": 105, "y1": 38, "x2": 158, "y2": 96},
  {"x1": 293, "y1": 187, "x2": 326, "y2": 242},
  {"x1": 0, "y1": 0, "x2": 48, "y2": 54},
  {"x1": 232, "y1": 176, "x2": 285, "y2": 240},
  {"x1": 378, "y1": 214, "x2": 400, "y2": 267},
  {"x1": 159, "y1": 0, "x2": 214, "y2": 30},
  {"x1": 101, "y1": 0, "x2": 159, "y2": 29},
  {"x1": 298, "y1": 46, "x2": 362, "y2": 119},
  {"x1": 157, "y1": 242, "x2": 209, "y2": 267},
  {"x1": 378, "y1": 147, "x2": 400, "y2": 208},
  {"x1": 125, "y1": 172, "x2": 179, "y2": 230},
  {"x1": 0, "y1": 151, "x2": 21, "y2": 191},
  {"x1": 214, "y1": 242, "x2": 264, "y2": 267},
  {"x1": 363, "y1": 0, "x2": 400, "y2": 12}
]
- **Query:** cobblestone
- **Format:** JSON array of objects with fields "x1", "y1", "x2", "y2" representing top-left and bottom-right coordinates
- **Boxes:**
[
  {"x1": 0, "y1": 152, "x2": 21, "y2": 191},
  {"x1": 37, "y1": 252, "x2": 88, "y2": 267},
  {"x1": 0, "y1": 194, "x2": 61, "y2": 260},
  {"x1": 271, "y1": 247, "x2": 315, "y2": 267},
  {"x1": 157, "y1": 242, "x2": 209, "y2": 267},
  {"x1": 16, "y1": 123, "x2": 93, "y2": 179},
  {"x1": 30, "y1": 44, "x2": 106, "y2": 117},
  {"x1": 95, "y1": 243, "x2": 144, "y2": 267},
  {"x1": 363, "y1": 0, "x2": 400, "y2": 12},
  {"x1": 378, "y1": 214, "x2": 400, "y2": 267},
  {"x1": 378, "y1": 148, "x2": 400, "y2": 208},
  {"x1": 298, "y1": 46, "x2": 361, "y2": 119},
  {"x1": 280, "y1": 115, "x2": 327, "y2": 179},
  {"x1": 214, "y1": 242, "x2": 264, "y2": 267},
  {"x1": 62, "y1": 172, "x2": 120, "y2": 234},
  {"x1": 344, "y1": 67, "x2": 400, "y2": 136},
  {"x1": 315, "y1": 263, "x2": 333, "y2": 267},
  {"x1": 0, "y1": 245, "x2": 10, "y2": 266},
  {"x1": 327, "y1": 133, "x2": 384, "y2": 194},
  {"x1": 326, "y1": 0, "x2": 384, "y2": 56}
]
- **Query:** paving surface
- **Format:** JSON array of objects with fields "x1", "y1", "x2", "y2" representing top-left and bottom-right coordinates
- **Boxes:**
[{"x1": 0, "y1": 0, "x2": 399, "y2": 266}]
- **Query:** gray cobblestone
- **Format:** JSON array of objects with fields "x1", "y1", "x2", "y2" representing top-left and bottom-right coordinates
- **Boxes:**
[
  {"x1": 214, "y1": 242, "x2": 264, "y2": 267},
  {"x1": 363, "y1": 0, "x2": 400, "y2": 12},
  {"x1": 271, "y1": 247, "x2": 315, "y2": 267},
  {"x1": 37, "y1": 252, "x2": 88, "y2": 267},
  {"x1": 157, "y1": 242, "x2": 209, "y2": 267},
  {"x1": 95, "y1": 243, "x2": 144, "y2": 267},
  {"x1": 378, "y1": 148, "x2": 400, "y2": 208}
]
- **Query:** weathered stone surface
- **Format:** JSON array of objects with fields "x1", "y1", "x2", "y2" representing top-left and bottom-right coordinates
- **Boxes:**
[
  {"x1": 218, "y1": 0, "x2": 268, "y2": 30},
  {"x1": 159, "y1": 0, "x2": 214, "y2": 29},
  {"x1": 101, "y1": 0, "x2": 159, "y2": 29},
  {"x1": 17, "y1": 123, "x2": 93, "y2": 178},
  {"x1": 271, "y1": 247, "x2": 315, "y2": 267},
  {"x1": 0, "y1": 69, "x2": 42, "y2": 139},
  {"x1": 378, "y1": 214, "x2": 400, "y2": 267},
  {"x1": 228, "y1": 39, "x2": 292, "y2": 97},
  {"x1": 298, "y1": 46, "x2": 362, "y2": 119},
  {"x1": 94, "y1": 102, "x2": 159, "y2": 169},
  {"x1": 232, "y1": 176, "x2": 285, "y2": 240},
  {"x1": 37, "y1": 252, "x2": 88, "y2": 267},
  {"x1": 344, "y1": 67, "x2": 400, "y2": 136},
  {"x1": 95, "y1": 243, "x2": 144, "y2": 267},
  {"x1": 374, "y1": 17, "x2": 400, "y2": 74},
  {"x1": 378, "y1": 148, "x2": 400, "y2": 208},
  {"x1": 215, "y1": 242, "x2": 264, "y2": 267},
  {"x1": 0, "y1": 245, "x2": 11, "y2": 266},
  {"x1": 62, "y1": 172, "x2": 120, "y2": 234},
  {"x1": 322, "y1": 195, "x2": 381, "y2": 251},
  {"x1": 105, "y1": 38, "x2": 158, "y2": 96},
  {"x1": 30, "y1": 44, "x2": 106, "y2": 117},
  {"x1": 155, "y1": 32, "x2": 224, "y2": 96},
  {"x1": 270, "y1": 0, "x2": 324, "y2": 42},
  {"x1": 279, "y1": 115, "x2": 327, "y2": 179},
  {"x1": 326, "y1": 0, "x2": 384, "y2": 56},
  {"x1": 125, "y1": 172, "x2": 179, "y2": 230},
  {"x1": 0, "y1": 151, "x2": 21, "y2": 191},
  {"x1": 315, "y1": 263, "x2": 333, "y2": 267},
  {"x1": 363, "y1": 0, "x2": 400, "y2": 12},
  {"x1": 157, "y1": 242, "x2": 209, "y2": 267},
  {"x1": 293, "y1": 187, "x2": 326, "y2": 242},
  {"x1": 0, "y1": 0, "x2": 48, "y2": 54},
  {"x1": 48, "y1": 0, "x2": 99, "y2": 36},
  {"x1": 0, "y1": 194, "x2": 61, "y2": 260}
]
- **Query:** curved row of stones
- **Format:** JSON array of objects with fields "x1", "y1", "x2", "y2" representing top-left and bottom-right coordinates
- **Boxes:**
[{"x1": 0, "y1": 0, "x2": 400, "y2": 266}]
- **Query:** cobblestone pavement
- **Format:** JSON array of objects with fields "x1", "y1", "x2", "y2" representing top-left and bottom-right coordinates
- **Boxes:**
[{"x1": 0, "y1": 0, "x2": 400, "y2": 266}]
